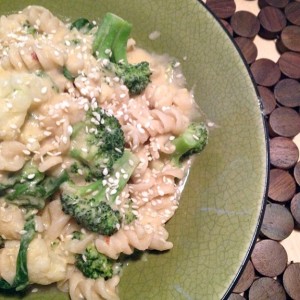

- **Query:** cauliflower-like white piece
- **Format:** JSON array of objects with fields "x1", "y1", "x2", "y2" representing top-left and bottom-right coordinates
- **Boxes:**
[
  {"x1": 0, "y1": 242, "x2": 19, "y2": 284},
  {"x1": 0, "y1": 199, "x2": 24, "y2": 239},
  {"x1": 0, "y1": 69, "x2": 54, "y2": 140},
  {"x1": 27, "y1": 238, "x2": 68, "y2": 285}
]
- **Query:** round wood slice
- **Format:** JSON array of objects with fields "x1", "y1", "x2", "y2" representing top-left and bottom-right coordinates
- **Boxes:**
[
  {"x1": 278, "y1": 51, "x2": 300, "y2": 79},
  {"x1": 281, "y1": 26, "x2": 300, "y2": 52},
  {"x1": 261, "y1": 203, "x2": 294, "y2": 240},
  {"x1": 258, "y1": 6, "x2": 287, "y2": 33},
  {"x1": 294, "y1": 162, "x2": 300, "y2": 186},
  {"x1": 206, "y1": 0, "x2": 236, "y2": 19},
  {"x1": 269, "y1": 137, "x2": 299, "y2": 169},
  {"x1": 285, "y1": 2, "x2": 300, "y2": 26},
  {"x1": 268, "y1": 168, "x2": 296, "y2": 202},
  {"x1": 221, "y1": 19, "x2": 234, "y2": 36},
  {"x1": 250, "y1": 58, "x2": 281, "y2": 86},
  {"x1": 228, "y1": 294, "x2": 246, "y2": 300},
  {"x1": 269, "y1": 107, "x2": 300, "y2": 138},
  {"x1": 257, "y1": 86, "x2": 276, "y2": 115},
  {"x1": 290, "y1": 193, "x2": 300, "y2": 226},
  {"x1": 233, "y1": 260, "x2": 255, "y2": 293},
  {"x1": 234, "y1": 37, "x2": 258, "y2": 64},
  {"x1": 249, "y1": 277, "x2": 287, "y2": 300},
  {"x1": 274, "y1": 79, "x2": 300, "y2": 108},
  {"x1": 283, "y1": 263, "x2": 300, "y2": 300},
  {"x1": 251, "y1": 239, "x2": 288, "y2": 277},
  {"x1": 230, "y1": 11, "x2": 260, "y2": 38},
  {"x1": 265, "y1": 0, "x2": 290, "y2": 8}
]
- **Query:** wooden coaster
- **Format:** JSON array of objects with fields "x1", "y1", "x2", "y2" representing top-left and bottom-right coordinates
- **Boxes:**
[
  {"x1": 260, "y1": 203, "x2": 294, "y2": 240},
  {"x1": 251, "y1": 239, "x2": 288, "y2": 277}
]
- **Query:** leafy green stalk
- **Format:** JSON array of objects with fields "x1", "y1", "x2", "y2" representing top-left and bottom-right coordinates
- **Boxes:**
[
  {"x1": 0, "y1": 214, "x2": 36, "y2": 291},
  {"x1": 3, "y1": 166, "x2": 69, "y2": 209}
]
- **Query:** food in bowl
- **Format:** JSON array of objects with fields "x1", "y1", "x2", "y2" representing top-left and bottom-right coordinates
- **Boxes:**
[{"x1": 0, "y1": 6, "x2": 208, "y2": 300}]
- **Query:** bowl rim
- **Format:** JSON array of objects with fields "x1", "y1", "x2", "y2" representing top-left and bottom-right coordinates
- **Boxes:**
[{"x1": 196, "y1": 1, "x2": 269, "y2": 298}]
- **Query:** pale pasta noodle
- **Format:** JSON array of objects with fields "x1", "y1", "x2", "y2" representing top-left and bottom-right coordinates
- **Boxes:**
[{"x1": 0, "y1": 5, "x2": 207, "y2": 300}]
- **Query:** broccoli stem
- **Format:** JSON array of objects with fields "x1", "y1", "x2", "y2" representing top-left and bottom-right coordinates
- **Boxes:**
[
  {"x1": 111, "y1": 22, "x2": 131, "y2": 63},
  {"x1": 61, "y1": 150, "x2": 139, "y2": 235},
  {"x1": 171, "y1": 122, "x2": 208, "y2": 166},
  {"x1": 93, "y1": 13, "x2": 131, "y2": 61},
  {"x1": 92, "y1": 13, "x2": 151, "y2": 95},
  {"x1": 69, "y1": 150, "x2": 139, "y2": 203}
]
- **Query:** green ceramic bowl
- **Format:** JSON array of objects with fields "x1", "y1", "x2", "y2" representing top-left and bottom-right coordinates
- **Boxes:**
[{"x1": 0, "y1": 0, "x2": 268, "y2": 299}]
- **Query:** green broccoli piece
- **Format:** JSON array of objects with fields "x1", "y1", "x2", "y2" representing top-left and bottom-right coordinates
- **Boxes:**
[
  {"x1": 171, "y1": 122, "x2": 208, "y2": 166},
  {"x1": 23, "y1": 20, "x2": 37, "y2": 35},
  {"x1": 75, "y1": 244, "x2": 113, "y2": 279},
  {"x1": 72, "y1": 231, "x2": 84, "y2": 240},
  {"x1": 69, "y1": 107, "x2": 125, "y2": 180},
  {"x1": 124, "y1": 199, "x2": 137, "y2": 225},
  {"x1": 62, "y1": 66, "x2": 76, "y2": 81},
  {"x1": 61, "y1": 150, "x2": 139, "y2": 236},
  {"x1": 0, "y1": 162, "x2": 68, "y2": 209},
  {"x1": 92, "y1": 13, "x2": 152, "y2": 95},
  {"x1": 70, "y1": 18, "x2": 95, "y2": 33},
  {"x1": 0, "y1": 236, "x2": 4, "y2": 249},
  {"x1": 0, "y1": 214, "x2": 36, "y2": 291}
]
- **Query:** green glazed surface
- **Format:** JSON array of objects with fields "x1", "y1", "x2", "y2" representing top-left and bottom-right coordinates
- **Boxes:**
[{"x1": 0, "y1": 0, "x2": 267, "y2": 299}]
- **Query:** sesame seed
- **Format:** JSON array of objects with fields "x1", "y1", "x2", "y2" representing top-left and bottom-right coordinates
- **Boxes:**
[
  {"x1": 67, "y1": 125, "x2": 73, "y2": 135},
  {"x1": 22, "y1": 149, "x2": 31, "y2": 155},
  {"x1": 43, "y1": 130, "x2": 52, "y2": 137},
  {"x1": 27, "y1": 174, "x2": 35, "y2": 180},
  {"x1": 192, "y1": 134, "x2": 199, "y2": 141},
  {"x1": 28, "y1": 137, "x2": 36, "y2": 143},
  {"x1": 6, "y1": 102, "x2": 13, "y2": 109},
  {"x1": 62, "y1": 136, "x2": 68, "y2": 144},
  {"x1": 41, "y1": 86, "x2": 48, "y2": 94}
]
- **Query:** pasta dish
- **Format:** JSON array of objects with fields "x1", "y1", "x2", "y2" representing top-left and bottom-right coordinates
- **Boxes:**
[{"x1": 0, "y1": 6, "x2": 208, "y2": 300}]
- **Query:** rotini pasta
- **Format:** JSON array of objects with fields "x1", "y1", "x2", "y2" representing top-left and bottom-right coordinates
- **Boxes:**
[{"x1": 0, "y1": 5, "x2": 208, "y2": 300}]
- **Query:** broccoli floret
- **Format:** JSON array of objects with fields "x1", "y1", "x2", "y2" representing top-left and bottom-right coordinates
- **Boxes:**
[
  {"x1": 0, "y1": 162, "x2": 68, "y2": 209},
  {"x1": 112, "y1": 62, "x2": 152, "y2": 96},
  {"x1": 75, "y1": 244, "x2": 113, "y2": 279},
  {"x1": 92, "y1": 13, "x2": 151, "y2": 95},
  {"x1": 171, "y1": 122, "x2": 208, "y2": 166},
  {"x1": 70, "y1": 107, "x2": 125, "y2": 180},
  {"x1": 61, "y1": 150, "x2": 139, "y2": 236},
  {"x1": 0, "y1": 236, "x2": 4, "y2": 249}
]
